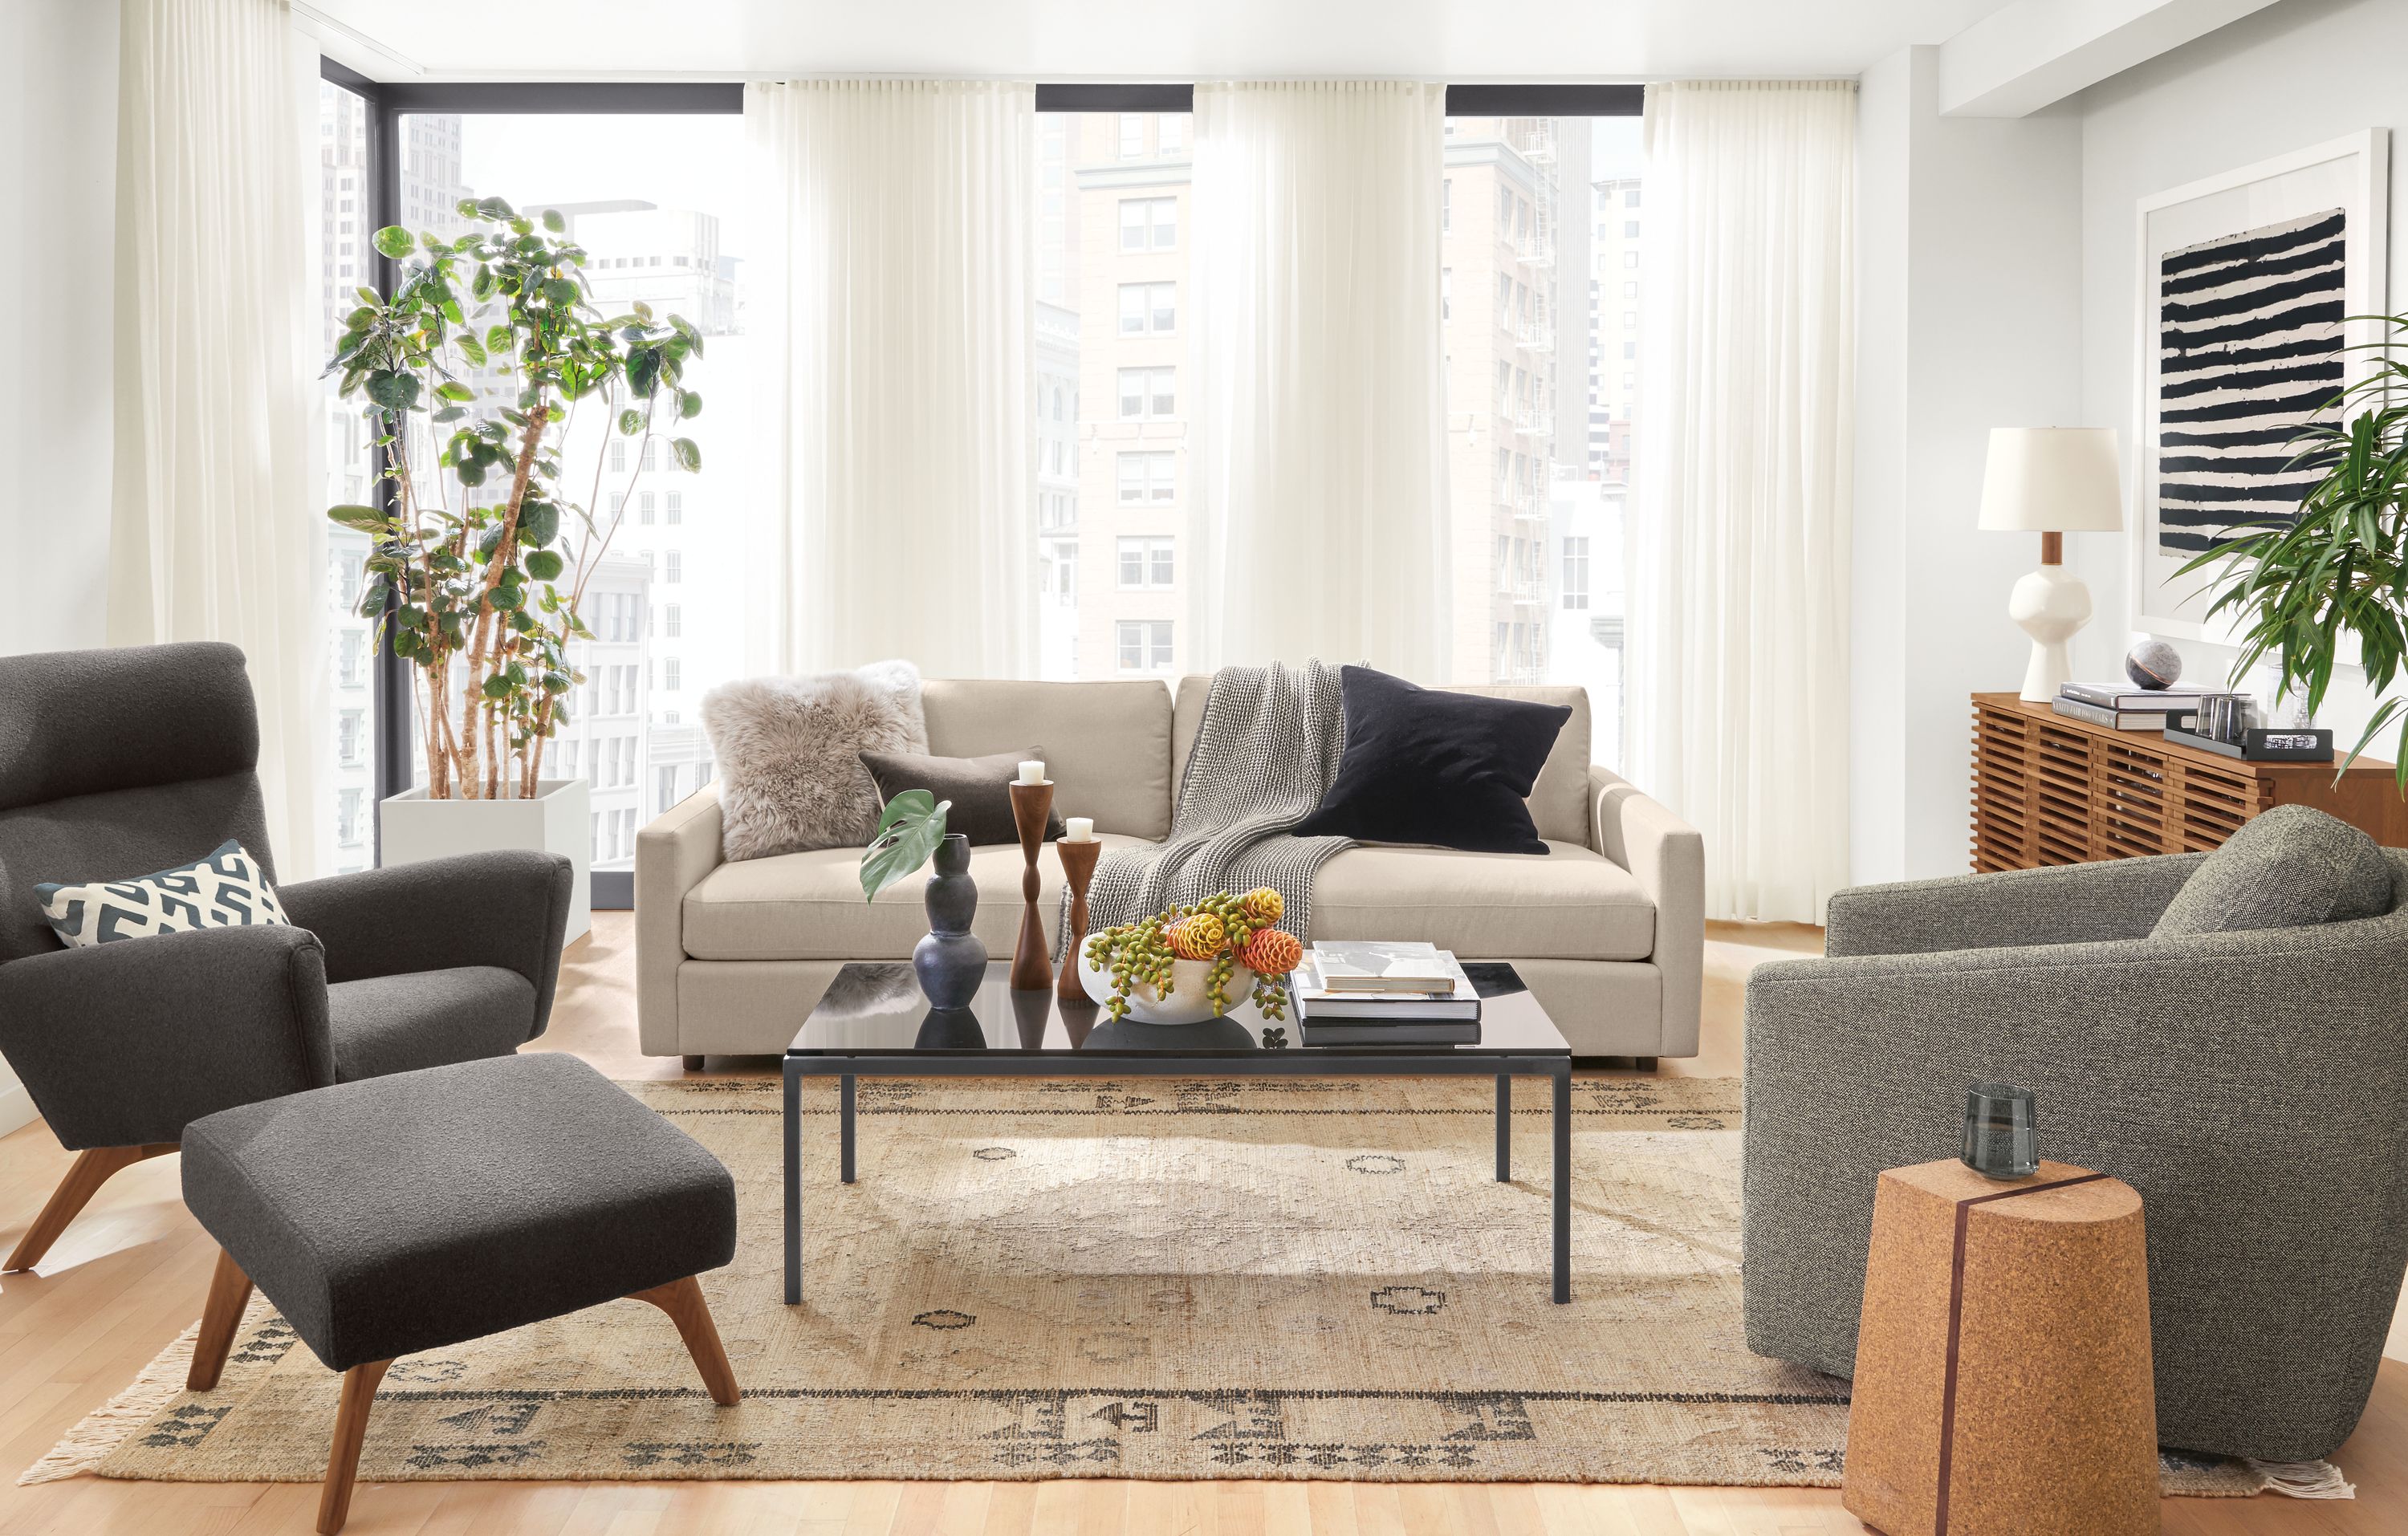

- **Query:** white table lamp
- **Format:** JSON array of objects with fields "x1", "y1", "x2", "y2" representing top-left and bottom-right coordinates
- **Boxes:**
[{"x1": 1978, "y1": 428, "x2": 2124, "y2": 701}]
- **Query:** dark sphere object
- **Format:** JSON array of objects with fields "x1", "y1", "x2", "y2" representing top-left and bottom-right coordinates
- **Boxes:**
[{"x1": 2124, "y1": 640, "x2": 2183, "y2": 691}]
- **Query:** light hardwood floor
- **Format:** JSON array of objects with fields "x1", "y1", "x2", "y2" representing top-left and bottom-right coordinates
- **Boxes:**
[{"x1": 1, "y1": 915, "x2": 2402, "y2": 1535}]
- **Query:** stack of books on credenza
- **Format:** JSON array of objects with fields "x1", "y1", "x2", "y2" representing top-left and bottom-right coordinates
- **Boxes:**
[
  {"x1": 2051, "y1": 681, "x2": 2204, "y2": 731},
  {"x1": 1291, "y1": 941, "x2": 1481, "y2": 1046}
]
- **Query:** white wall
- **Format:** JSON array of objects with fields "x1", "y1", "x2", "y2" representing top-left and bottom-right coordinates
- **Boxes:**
[
  {"x1": 1853, "y1": 45, "x2": 2087, "y2": 884},
  {"x1": 0, "y1": 0, "x2": 117, "y2": 661},
  {"x1": 2072, "y1": 0, "x2": 2408, "y2": 755},
  {"x1": 0, "y1": 0, "x2": 117, "y2": 1138}
]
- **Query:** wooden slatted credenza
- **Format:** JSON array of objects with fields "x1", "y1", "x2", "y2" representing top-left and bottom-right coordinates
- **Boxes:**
[{"x1": 1969, "y1": 692, "x2": 2408, "y2": 872}]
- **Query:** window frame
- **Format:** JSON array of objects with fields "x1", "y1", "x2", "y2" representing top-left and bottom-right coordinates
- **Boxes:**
[{"x1": 322, "y1": 59, "x2": 740, "y2": 906}]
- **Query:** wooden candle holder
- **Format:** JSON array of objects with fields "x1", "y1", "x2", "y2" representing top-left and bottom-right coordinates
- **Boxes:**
[
  {"x1": 1055, "y1": 837, "x2": 1103, "y2": 1002},
  {"x1": 1007, "y1": 780, "x2": 1055, "y2": 990}
]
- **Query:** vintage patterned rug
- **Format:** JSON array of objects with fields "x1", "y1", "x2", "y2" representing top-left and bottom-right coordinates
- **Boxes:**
[{"x1": 28, "y1": 1075, "x2": 2272, "y2": 1492}]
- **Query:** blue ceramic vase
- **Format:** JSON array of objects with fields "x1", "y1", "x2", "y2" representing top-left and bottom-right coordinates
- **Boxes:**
[{"x1": 913, "y1": 834, "x2": 986, "y2": 1008}]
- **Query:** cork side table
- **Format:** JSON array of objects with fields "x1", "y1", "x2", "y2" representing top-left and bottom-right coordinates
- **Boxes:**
[{"x1": 1842, "y1": 1159, "x2": 2157, "y2": 1536}]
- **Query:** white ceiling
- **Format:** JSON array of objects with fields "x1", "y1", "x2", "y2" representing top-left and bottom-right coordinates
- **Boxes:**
[{"x1": 303, "y1": 0, "x2": 2020, "y2": 83}]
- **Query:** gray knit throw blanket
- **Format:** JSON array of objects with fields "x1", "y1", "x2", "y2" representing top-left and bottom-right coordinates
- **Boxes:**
[{"x1": 1062, "y1": 660, "x2": 1352, "y2": 957}]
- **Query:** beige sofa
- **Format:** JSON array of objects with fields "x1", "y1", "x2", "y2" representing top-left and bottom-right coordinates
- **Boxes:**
[{"x1": 637, "y1": 677, "x2": 1703, "y2": 1062}]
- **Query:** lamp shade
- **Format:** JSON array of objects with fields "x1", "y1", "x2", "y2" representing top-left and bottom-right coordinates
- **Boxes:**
[{"x1": 1977, "y1": 428, "x2": 2123, "y2": 534}]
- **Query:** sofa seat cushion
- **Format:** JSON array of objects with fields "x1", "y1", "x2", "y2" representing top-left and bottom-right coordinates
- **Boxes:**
[
  {"x1": 327, "y1": 965, "x2": 536, "y2": 1082},
  {"x1": 682, "y1": 834, "x2": 1156, "y2": 961},
  {"x1": 1308, "y1": 841, "x2": 1655, "y2": 961}
]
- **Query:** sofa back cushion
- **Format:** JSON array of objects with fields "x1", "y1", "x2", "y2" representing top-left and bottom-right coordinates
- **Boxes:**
[
  {"x1": 2153, "y1": 804, "x2": 2395, "y2": 938},
  {"x1": 1172, "y1": 677, "x2": 1591, "y2": 846},
  {"x1": 921, "y1": 681, "x2": 1173, "y2": 841}
]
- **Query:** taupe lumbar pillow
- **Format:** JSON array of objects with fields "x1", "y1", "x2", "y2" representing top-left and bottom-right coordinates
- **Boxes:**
[
  {"x1": 860, "y1": 746, "x2": 1065, "y2": 847},
  {"x1": 2153, "y1": 804, "x2": 2394, "y2": 937},
  {"x1": 702, "y1": 660, "x2": 928, "y2": 861}
]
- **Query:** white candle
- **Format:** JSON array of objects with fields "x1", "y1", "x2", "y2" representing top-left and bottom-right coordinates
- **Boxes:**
[
  {"x1": 1065, "y1": 817, "x2": 1095, "y2": 843},
  {"x1": 1018, "y1": 759, "x2": 1046, "y2": 785}
]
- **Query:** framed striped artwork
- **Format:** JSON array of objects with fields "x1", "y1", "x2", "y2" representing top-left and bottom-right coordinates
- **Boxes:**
[{"x1": 2132, "y1": 129, "x2": 2389, "y2": 641}]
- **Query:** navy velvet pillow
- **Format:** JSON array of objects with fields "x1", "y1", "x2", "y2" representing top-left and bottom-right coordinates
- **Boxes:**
[{"x1": 1291, "y1": 666, "x2": 1571, "y2": 855}]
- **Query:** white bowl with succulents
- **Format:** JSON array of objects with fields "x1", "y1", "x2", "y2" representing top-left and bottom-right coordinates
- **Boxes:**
[
  {"x1": 1076, "y1": 888, "x2": 1301, "y2": 1026},
  {"x1": 1077, "y1": 952, "x2": 1259, "y2": 1026}
]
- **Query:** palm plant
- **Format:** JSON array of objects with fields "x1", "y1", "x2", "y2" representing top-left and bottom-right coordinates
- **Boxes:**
[
  {"x1": 326, "y1": 197, "x2": 705, "y2": 799},
  {"x1": 2179, "y1": 312, "x2": 2408, "y2": 793}
]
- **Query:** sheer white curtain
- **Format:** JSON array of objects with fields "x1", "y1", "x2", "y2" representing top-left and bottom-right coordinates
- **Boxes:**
[
  {"x1": 1188, "y1": 81, "x2": 1451, "y2": 681},
  {"x1": 1628, "y1": 81, "x2": 1855, "y2": 923},
  {"x1": 110, "y1": 0, "x2": 322, "y2": 877},
  {"x1": 743, "y1": 80, "x2": 1035, "y2": 678}
]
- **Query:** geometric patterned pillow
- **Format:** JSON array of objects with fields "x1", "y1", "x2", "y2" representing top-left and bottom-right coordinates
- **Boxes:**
[{"x1": 35, "y1": 840, "x2": 289, "y2": 949}]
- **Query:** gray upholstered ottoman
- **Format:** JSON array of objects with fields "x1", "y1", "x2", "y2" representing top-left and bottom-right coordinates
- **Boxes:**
[{"x1": 177, "y1": 1052, "x2": 739, "y2": 1534}]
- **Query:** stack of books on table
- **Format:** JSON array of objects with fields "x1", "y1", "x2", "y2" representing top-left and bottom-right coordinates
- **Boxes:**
[
  {"x1": 2051, "y1": 681, "x2": 2205, "y2": 731},
  {"x1": 1291, "y1": 941, "x2": 1481, "y2": 1046}
]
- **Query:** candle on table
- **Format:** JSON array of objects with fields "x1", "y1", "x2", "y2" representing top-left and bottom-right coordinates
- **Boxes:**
[
  {"x1": 1065, "y1": 817, "x2": 1095, "y2": 843},
  {"x1": 1018, "y1": 759, "x2": 1047, "y2": 784}
]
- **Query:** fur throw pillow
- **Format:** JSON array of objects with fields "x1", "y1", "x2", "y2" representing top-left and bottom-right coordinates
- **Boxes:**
[{"x1": 703, "y1": 660, "x2": 929, "y2": 861}]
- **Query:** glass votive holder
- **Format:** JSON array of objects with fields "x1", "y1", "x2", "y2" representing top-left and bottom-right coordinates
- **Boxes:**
[{"x1": 1962, "y1": 1083, "x2": 2039, "y2": 1180}]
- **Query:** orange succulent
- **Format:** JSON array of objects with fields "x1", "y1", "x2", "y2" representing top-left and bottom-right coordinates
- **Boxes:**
[{"x1": 1241, "y1": 928, "x2": 1303, "y2": 977}]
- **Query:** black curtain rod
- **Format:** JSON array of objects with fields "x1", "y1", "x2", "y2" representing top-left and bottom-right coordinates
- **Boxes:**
[{"x1": 320, "y1": 65, "x2": 1639, "y2": 119}]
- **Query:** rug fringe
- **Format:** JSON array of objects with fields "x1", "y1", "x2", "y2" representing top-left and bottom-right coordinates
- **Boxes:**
[
  {"x1": 17, "y1": 1315, "x2": 206, "y2": 1485},
  {"x1": 2247, "y1": 1459, "x2": 2354, "y2": 1499}
]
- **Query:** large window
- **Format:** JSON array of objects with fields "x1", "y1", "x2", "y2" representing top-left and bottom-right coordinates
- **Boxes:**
[
  {"x1": 315, "y1": 79, "x2": 376, "y2": 874},
  {"x1": 1035, "y1": 110, "x2": 1194, "y2": 680},
  {"x1": 1438, "y1": 112, "x2": 1640, "y2": 766},
  {"x1": 388, "y1": 107, "x2": 741, "y2": 872}
]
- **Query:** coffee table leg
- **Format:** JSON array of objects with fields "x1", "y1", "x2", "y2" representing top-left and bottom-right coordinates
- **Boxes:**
[
  {"x1": 840, "y1": 1075, "x2": 856, "y2": 1185},
  {"x1": 1552, "y1": 1067, "x2": 1571, "y2": 1304},
  {"x1": 1495, "y1": 1075, "x2": 1511, "y2": 1181},
  {"x1": 783, "y1": 1061, "x2": 801, "y2": 1306}
]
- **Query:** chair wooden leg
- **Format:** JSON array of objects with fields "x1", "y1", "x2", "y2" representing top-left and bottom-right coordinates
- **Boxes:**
[
  {"x1": 4, "y1": 1143, "x2": 177, "y2": 1273},
  {"x1": 629, "y1": 1274, "x2": 740, "y2": 1405},
  {"x1": 316, "y1": 1358, "x2": 390, "y2": 1536},
  {"x1": 186, "y1": 1250, "x2": 254, "y2": 1391}
]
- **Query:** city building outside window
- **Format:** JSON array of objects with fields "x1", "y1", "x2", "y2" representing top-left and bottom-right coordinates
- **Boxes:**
[
  {"x1": 1117, "y1": 367, "x2": 1175, "y2": 420},
  {"x1": 337, "y1": 709, "x2": 364, "y2": 766},
  {"x1": 1157, "y1": 114, "x2": 1185, "y2": 155},
  {"x1": 1116, "y1": 619, "x2": 1173, "y2": 672},
  {"x1": 1118, "y1": 281, "x2": 1175, "y2": 335},
  {"x1": 1118, "y1": 197, "x2": 1176, "y2": 251},
  {"x1": 664, "y1": 657, "x2": 681, "y2": 692},
  {"x1": 665, "y1": 603, "x2": 681, "y2": 637},
  {"x1": 336, "y1": 629, "x2": 364, "y2": 689},
  {"x1": 665, "y1": 550, "x2": 682, "y2": 583},
  {"x1": 336, "y1": 788, "x2": 363, "y2": 847},
  {"x1": 1562, "y1": 537, "x2": 1590, "y2": 610},
  {"x1": 640, "y1": 490, "x2": 656, "y2": 524},
  {"x1": 1116, "y1": 535, "x2": 1174, "y2": 589},
  {"x1": 666, "y1": 490, "x2": 682, "y2": 524},
  {"x1": 1118, "y1": 113, "x2": 1144, "y2": 158}
]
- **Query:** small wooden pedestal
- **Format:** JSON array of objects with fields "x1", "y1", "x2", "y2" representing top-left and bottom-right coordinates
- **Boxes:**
[
  {"x1": 1007, "y1": 780, "x2": 1055, "y2": 990},
  {"x1": 1843, "y1": 1159, "x2": 2157, "y2": 1536},
  {"x1": 1055, "y1": 837, "x2": 1102, "y2": 1002}
]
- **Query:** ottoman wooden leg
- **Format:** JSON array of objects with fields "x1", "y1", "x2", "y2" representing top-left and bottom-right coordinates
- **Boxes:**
[
  {"x1": 632, "y1": 1274, "x2": 741, "y2": 1406},
  {"x1": 318, "y1": 1358, "x2": 391, "y2": 1535},
  {"x1": 186, "y1": 1250, "x2": 254, "y2": 1392}
]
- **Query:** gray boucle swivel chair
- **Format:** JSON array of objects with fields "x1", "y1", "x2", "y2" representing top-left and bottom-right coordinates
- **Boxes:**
[
  {"x1": 1742, "y1": 805, "x2": 2408, "y2": 1465},
  {"x1": 0, "y1": 642, "x2": 575, "y2": 1271}
]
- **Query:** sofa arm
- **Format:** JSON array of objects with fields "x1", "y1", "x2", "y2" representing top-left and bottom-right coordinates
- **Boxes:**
[
  {"x1": 1589, "y1": 766, "x2": 1704, "y2": 1055},
  {"x1": 279, "y1": 850, "x2": 575, "y2": 1034},
  {"x1": 1742, "y1": 920, "x2": 2408, "y2": 1459},
  {"x1": 1824, "y1": 853, "x2": 2207, "y2": 957},
  {"x1": 0, "y1": 925, "x2": 335, "y2": 1149},
  {"x1": 637, "y1": 782, "x2": 725, "y2": 1056}
]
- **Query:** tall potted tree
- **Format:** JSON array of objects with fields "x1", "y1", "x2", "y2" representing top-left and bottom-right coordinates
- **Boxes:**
[
  {"x1": 2182, "y1": 312, "x2": 2408, "y2": 795},
  {"x1": 329, "y1": 197, "x2": 705, "y2": 940}
]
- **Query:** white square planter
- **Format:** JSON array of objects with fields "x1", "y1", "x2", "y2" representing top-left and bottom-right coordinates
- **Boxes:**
[{"x1": 380, "y1": 778, "x2": 591, "y2": 945}]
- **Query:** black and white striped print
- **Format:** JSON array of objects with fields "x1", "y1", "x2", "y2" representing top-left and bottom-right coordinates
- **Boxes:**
[
  {"x1": 36, "y1": 840, "x2": 289, "y2": 949},
  {"x1": 2155, "y1": 208, "x2": 2348, "y2": 555}
]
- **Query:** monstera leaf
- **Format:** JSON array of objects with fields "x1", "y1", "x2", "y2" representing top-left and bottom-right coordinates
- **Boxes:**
[{"x1": 860, "y1": 790, "x2": 952, "y2": 904}]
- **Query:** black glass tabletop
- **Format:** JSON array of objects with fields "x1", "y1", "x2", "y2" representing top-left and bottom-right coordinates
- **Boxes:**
[{"x1": 787, "y1": 961, "x2": 1570, "y2": 1059}]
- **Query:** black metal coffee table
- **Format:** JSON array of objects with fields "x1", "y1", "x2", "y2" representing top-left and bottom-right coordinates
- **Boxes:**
[{"x1": 783, "y1": 960, "x2": 1576, "y2": 1305}]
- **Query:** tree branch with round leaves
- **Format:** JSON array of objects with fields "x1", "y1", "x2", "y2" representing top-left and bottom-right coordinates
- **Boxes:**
[{"x1": 325, "y1": 197, "x2": 710, "y2": 799}]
